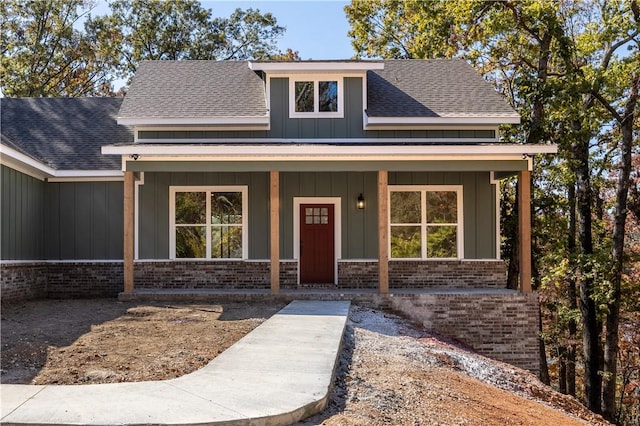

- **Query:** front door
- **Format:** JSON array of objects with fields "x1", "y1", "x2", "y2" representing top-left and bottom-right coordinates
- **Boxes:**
[{"x1": 300, "y1": 204, "x2": 335, "y2": 284}]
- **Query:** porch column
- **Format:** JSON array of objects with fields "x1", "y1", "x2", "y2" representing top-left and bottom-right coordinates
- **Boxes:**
[
  {"x1": 123, "y1": 171, "x2": 135, "y2": 294},
  {"x1": 270, "y1": 171, "x2": 280, "y2": 294},
  {"x1": 518, "y1": 170, "x2": 532, "y2": 292},
  {"x1": 378, "y1": 170, "x2": 389, "y2": 294}
]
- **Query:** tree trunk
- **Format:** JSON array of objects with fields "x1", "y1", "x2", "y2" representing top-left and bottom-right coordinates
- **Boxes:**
[
  {"x1": 538, "y1": 305, "x2": 550, "y2": 385},
  {"x1": 567, "y1": 182, "x2": 578, "y2": 397},
  {"x1": 602, "y1": 73, "x2": 638, "y2": 422},
  {"x1": 506, "y1": 182, "x2": 520, "y2": 289},
  {"x1": 558, "y1": 345, "x2": 567, "y2": 394},
  {"x1": 572, "y1": 119, "x2": 602, "y2": 413}
]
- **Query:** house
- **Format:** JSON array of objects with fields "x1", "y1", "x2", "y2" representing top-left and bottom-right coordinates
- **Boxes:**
[{"x1": 1, "y1": 59, "x2": 556, "y2": 373}]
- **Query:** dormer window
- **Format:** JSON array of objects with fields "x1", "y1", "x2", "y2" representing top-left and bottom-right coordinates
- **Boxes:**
[{"x1": 289, "y1": 76, "x2": 343, "y2": 118}]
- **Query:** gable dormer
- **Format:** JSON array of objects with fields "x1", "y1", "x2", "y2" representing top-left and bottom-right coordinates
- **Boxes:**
[{"x1": 249, "y1": 61, "x2": 384, "y2": 120}]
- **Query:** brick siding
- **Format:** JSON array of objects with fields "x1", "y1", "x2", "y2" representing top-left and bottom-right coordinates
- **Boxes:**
[
  {"x1": 134, "y1": 261, "x2": 298, "y2": 290},
  {"x1": 0, "y1": 263, "x2": 47, "y2": 302},
  {"x1": 384, "y1": 293, "x2": 540, "y2": 373},
  {"x1": 338, "y1": 260, "x2": 506, "y2": 289}
]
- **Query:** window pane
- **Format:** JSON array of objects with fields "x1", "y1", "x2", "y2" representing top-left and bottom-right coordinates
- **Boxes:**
[
  {"x1": 319, "y1": 81, "x2": 338, "y2": 112},
  {"x1": 426, "y1": 191, "x2": 457, "y2": 223},
  {"x1": 427, "y1": 226, "x2": 457, "y2": 258},
  {"x1": 175, "y1": 192, "x2": 206, "y2": 224},
  {"x1": 175, "y1": 226, "x2": 206, "y2": 258},
  {"x1": 390, "y1": 191, "x2": 421, "y2": 223},
  {"x1": 295, "y1": 81, "x2": 314, "y2": 112},
  {"x1": 390, "y1": 226, "x2": 421, "y2": 258},
  {"x1": 211, "y1": 226, "x2": 242, "y2": 258},
  {"x1": 211, "y1": 192, "x2": 242, "y2": 224}
]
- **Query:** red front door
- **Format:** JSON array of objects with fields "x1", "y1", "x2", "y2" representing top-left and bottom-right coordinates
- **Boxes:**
[{"x1": 300, "y1": 204, "x2": 335, "y2": 284}]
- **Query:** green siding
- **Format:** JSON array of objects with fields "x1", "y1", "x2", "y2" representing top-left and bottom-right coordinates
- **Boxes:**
[
  {"x1": 138, "y1": 77, "x2": 496, "y2": 140},
  {"x1": 279, "y1": 172, "x2": 379, "y2": 259},
  {"x1": 44, "y1": 181, "x2": 123, "y2": 259},
  {"x1": 137, "y1": 170, "x2": 496, "y2": 260},
  {"x1": 388, "y1": 171, "x2": 496, "y2": 258},
  {"x1": 138, "y1": 172, "x2": 270, "y2": 259},
  {"x1": 1, "y1": 165, "x2": 44, "y2": 260}
]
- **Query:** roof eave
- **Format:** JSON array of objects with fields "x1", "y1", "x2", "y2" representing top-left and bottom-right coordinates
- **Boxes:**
[
  {"x1": 0, "y1": 143, "x2": 122, "y2": 180},
  {"x1": 116, "y1": 116, "x2": 271, "y2": 127},
  {"x1": 248, "y1": 61, "x2": 385, "y2": 72},
  {"x1": 102, "y1": 143, "x2": 558, "y2": 158},
  {"x1": 364, "y1": 115, "x2": 521, "y2": 129}
]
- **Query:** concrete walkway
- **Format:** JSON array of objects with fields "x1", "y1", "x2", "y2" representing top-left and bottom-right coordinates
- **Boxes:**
[{"x1": 0, "y1": 300, "x2": 350, "y2": 426}]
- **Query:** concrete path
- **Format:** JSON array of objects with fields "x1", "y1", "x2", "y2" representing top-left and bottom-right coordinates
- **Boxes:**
[{"x1": 1, "y1": 300, "x2": 350, "y2": 426}]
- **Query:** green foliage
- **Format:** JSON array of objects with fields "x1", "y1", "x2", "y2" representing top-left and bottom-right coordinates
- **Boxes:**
[
  {"x1": 1, "y1": 0, "x2": 120, "y2": 96},
  {"x1": 346, "y1": 0, "x2": 639, "y2": 419},
  {"x1": 2, "y1": 0, "x2": 287, "y2": 96}
]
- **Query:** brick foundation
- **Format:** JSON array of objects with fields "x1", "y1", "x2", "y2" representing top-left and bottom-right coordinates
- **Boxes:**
[
  {"x1": 384, "y1": 292, "x2": 540, "y2": 374},
  {"x1": 2, "y1": 259, "x2": 507, "y2": 303},
  {"x1": 0, "y1": 262, "x2": 47, "y2": 302},
  {"x1": 134, "y1": 261, "x2": 298, "y2": 290},
  {"x1": 338, "y1": 260, "x2": 506, "y2": 289},
  {"x1": 1, "y1": 261, "x2": 123, "y2": 302}
]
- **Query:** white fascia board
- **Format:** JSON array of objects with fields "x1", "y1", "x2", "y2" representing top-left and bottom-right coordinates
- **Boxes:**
[
  {"x1": 48, "y1": 170, "x2": 123, "y2": 182},
  {"x1": 249, "y1": 61, "x2": 385, "y2": 72},
  {"x1": 102, "y1": 143, "x2": 558, "y2": 158},
  {"x1": 365, "y1": 115, "x2": 521, "y2": 127},
  {"x1": 1, "y1": 144, "x2": 123, "y2": 180},
  {"x1": 117, "y1": 116, "x2": 270, "y2": 126},
  {"x1": 0, "y1": 144, "x2": 55, "y2": 179},
  {"x1": 134, "y1": 137, "x2": 499, "y2": 144}
]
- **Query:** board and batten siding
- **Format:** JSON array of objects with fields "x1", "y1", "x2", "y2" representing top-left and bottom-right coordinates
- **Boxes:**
[
  {"x1": 44, "y1": 181, "x2": 123, "y2": 259},
  {"x1": 388, "y1": 171, "x2": 497, "y2": 259},
  {"x1": 1, "y1": 165, "x2": 45, "y2": 260},
  {"x1": 137, "y1": 172, "x2": 270, "y2": 259},
  {"x1": 138, "y1": 170, "x2": 496, "y2": 261},
  {"x1": 138, "y1": 77, "x2": 495, "y2": 141}
]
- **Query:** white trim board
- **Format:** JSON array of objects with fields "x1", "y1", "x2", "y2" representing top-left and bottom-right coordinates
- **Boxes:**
[
  {"x1": 293, "y1": 197, "x2": 342, "y2": 285},
  {"x1": 388, "y1": 185, "x2": 464, "y2": 260},
  {"x1": 103, "y1": 143, "x2": 558, "y2": 157}
]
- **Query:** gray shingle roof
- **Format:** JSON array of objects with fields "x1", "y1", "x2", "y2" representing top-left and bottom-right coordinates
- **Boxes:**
[
  {"x1": 1, "y1": 98, "x2": 132, "y2": 170},
  {"x1": 118, "y1": 59, "x2": 516, "y2": 121},
  {"x1": 118, "y1": 61, "x2": 268, "y2": 119},
  {"x1": 367, "y1": 59, "x2": 518, "y2": 118}
]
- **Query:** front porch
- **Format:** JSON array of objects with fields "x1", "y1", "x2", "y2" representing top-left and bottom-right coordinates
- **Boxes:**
[{"x1": 120, "y1": 168, "x2": 534, "y2": 296}]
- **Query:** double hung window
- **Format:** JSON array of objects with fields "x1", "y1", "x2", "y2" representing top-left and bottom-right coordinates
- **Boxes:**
[
  {"x1": 170, "y1": 186, "x2": 247, "y2": 259},
  {"x1": 389, "y1": 186, "x2": 463, "y2": 259}
]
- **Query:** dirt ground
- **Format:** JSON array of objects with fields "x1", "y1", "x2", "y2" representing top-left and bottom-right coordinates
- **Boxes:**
[
  {"x1": 0, "y1": 299, "x2": 284, "y2": 384},
  {"x1": 1, "y1": 299, "x2": 608, "y2": 425}
]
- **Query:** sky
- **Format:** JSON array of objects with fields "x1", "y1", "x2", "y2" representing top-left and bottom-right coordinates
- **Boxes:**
[
  {"x1": 91, "y1": 0, "x2": 356, "y2": 60},
  {"x1": 203, "y1": 1, "x2": 355, "y2": 59}
]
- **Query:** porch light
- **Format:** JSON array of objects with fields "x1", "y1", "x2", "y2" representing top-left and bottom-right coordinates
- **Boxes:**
[{"x1": 357, "y1": 193, "x2": 365, "y2": 209}]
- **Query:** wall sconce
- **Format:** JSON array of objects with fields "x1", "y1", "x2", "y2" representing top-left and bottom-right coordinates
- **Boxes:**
[{"x1": 357, "y1": 193, "x2": 365, "y2": 209}]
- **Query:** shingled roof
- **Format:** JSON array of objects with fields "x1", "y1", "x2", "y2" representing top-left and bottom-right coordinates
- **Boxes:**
[
  {"x1": 367, "y1": 59, "x2": 518, "y2": 118},
  {"x1": 117, "y1": 59, "x2": 517, "y2": 123},
  {"x1": 118, "y1": 61, "x2": 268, "y2": 121},
  {"x1": 1, "y1": 98, "x2": 132, "y2": 170}
]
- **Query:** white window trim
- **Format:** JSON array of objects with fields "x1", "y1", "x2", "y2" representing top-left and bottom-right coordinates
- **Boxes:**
[
  {"x1": 293, "y1": 197, "x2": 342, "y2": 284},
  {"x1": 388, "y1": 185, "x2": 464, "y2": 260},
  {"x1": 288, "y1": 75, "x2": 344, "y2": 119},
  {"x1": 169, "y1": 186, "x2": 248, "y2": 260}
]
